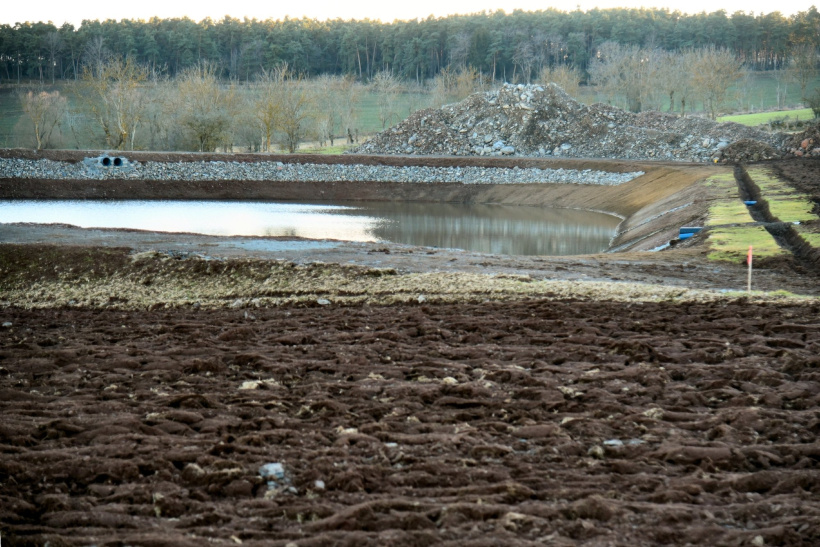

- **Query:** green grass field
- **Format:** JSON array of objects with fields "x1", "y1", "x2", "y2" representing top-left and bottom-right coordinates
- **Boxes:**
[
  {"x1": 718, "y1": 108, "x2": 816, "y2": 127},
  {"x1": 0, "y1": 88, "x2": 24, "y2": 147}
]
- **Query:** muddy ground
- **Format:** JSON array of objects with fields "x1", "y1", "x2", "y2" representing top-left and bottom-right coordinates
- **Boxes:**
[
  {"x1": 2, "y1": 153, "x2": 820, "y2": 546},
  {"x1": 2, "y1": 299, "x2": 820, "y2": 547}
]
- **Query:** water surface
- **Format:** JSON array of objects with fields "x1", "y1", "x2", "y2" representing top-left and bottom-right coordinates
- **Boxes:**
[{"x1": 0, "y1": 200, "x2": 621, "y2": 256}]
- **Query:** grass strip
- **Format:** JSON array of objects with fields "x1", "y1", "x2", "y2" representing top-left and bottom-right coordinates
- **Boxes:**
[{"x1": 704, "y1": 173, "x2": 783, "y2": 262}]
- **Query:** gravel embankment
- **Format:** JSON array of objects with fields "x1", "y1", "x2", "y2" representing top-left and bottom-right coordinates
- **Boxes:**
[{"x1": 0, "y1": 158, "x2": 644, "y2": 186}]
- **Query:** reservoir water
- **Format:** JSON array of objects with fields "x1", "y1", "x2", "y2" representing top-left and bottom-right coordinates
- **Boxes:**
[{"x1": 0, "y1": 200, "x2": 621, "y2": 256}]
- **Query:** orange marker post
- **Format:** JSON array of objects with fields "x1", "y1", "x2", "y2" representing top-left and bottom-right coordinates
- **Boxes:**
[{"x1": 747, "y1": 245, "x2": 753, "y2": 292}]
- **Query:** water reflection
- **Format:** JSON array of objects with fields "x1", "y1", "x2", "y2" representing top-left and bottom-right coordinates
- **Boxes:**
[
  {"x1": 0, "y1": 200, "x2": 620, "y2": 256},
  {"x1": 347, "y1": 202, "x2": 619, "y2": 256}
]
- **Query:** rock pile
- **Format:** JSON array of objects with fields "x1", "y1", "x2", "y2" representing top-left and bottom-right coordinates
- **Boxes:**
[
  {"x1": 785, "y1": 120, "x2": 820, "y2": 158},
  {"x1": 0, "y1": 158, "x2": 643, "y2": 186},
  {"x1": 352, "y1": 83, "x2": 792, "y2": 163}
]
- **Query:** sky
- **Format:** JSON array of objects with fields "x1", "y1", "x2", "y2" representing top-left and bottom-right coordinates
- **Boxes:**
[{"x1": 2, "y1": 0, "x2": 817, "y2": 27}]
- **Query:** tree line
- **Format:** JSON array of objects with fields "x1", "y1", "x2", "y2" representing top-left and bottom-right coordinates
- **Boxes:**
[
  {"x1": 18, "y1": 60, "x2": 373, "y2": 153},
  {"x1": 20, "y1": 43, "x2": 817, "y2": 154},
  {"x1": 2, "y1": 7, "x2": 820, "y2": 84}
]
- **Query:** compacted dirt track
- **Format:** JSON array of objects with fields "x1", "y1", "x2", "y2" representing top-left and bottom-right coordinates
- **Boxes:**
[{"x1": 2, "y1": 299, "x2": 820, "y2": 546}]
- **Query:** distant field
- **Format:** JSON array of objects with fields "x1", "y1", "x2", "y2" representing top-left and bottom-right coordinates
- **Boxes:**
[
  {"x1": 0, "y1": 88, "x2": 24, "y2": 147},
  {"x1": 718, "y1": 108, "x2": 816, "y2": 127}
]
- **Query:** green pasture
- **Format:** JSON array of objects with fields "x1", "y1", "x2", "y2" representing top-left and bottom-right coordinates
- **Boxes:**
[
  {"x1": 0, "y1": 87, "x2": 23, "y2": 147},
  {"x1": 725, "y1": 71, "x2": 819, "y2": 113},
  {"x1": 718, "y1": 108, "x2": 816, "y2": 127}
]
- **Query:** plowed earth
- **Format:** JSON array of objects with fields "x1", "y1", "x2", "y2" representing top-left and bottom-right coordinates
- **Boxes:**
[
  {"x1": 2, "y1": 299, "x2": 820, "y2": 547},
  {"x1": 2, "y1": 153, "x2": 820, "y2": 546}
]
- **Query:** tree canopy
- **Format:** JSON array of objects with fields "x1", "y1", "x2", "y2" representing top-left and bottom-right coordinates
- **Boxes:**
[{"x1": 1, "y1": 7, "x2": 819, "y2": 83}]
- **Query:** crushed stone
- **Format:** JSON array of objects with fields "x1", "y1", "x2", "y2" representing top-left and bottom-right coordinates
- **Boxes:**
[
  {"x1": 351, "y1": 83, "x2": 794, "y2": 163},
  {"x1": 0, "y1": 157, "x2": 643, "y2": 186}
]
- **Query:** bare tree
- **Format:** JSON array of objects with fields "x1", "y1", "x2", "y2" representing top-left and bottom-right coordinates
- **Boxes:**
[
  {"x1": 142, "y1": 76, "x2": 176, "y2": 151},
  {"x1": 77, "y1": 57, "x2": 149, "y2": 150},
  {"x1": 512, "y1": 41, "x2": 536, "y2": 83},
  {"x1": 44, "y1": 32, "x2": 63, "y2": 85},
  {"x1": 789, "y1": 44, "x2": 819, "y2": 103},
  {"x1": 20, "y1": 88, "x2": 67, "y2": 149},
  {"x1": 313, "y1": 74, "x2": 356, "y2": 147},
  {"x1": 771, "y1": 66, "x2": 791, "y2": 109},
  {"x1": 537, "y1": 65, "x2": 582, "y2": 98},
  {"x1": 252, "y1": 65, "x2": 288, "y2": 152},
  {"x1": 371, "y1": 70, "x2": 401, "y2": 129},
  {"x1": 448, "y1": 32, "x2": 472, "y2": 70},
  {"x1": 429, "y1": 67, "x2": 481, "y2": 108},
  {"x1": 337, "y1": 77, "x2": 363, "y2": 144},
  {"x1": 807, "y1": 88, "x2": 820, "y2": 119},
  {"x1": 82, "y1": 36, "x2": 110, "y2": 76},
  {"x1": 453, "y1": 67, "x2": 483, "y2": 98},
  {"x1": 689, "y1": 46, "x2": 742, "y2": 120},
  {"x1": 429, "y1": 67, "x2": 456, "y2": 107},
  {"x1": 589, "y1": 42, "x2": 656, "y2": 112},
  {"x1": 174, "y1": 63, "x2": 238, "y2": 152},
  {"x1": 276, "y1": 76, "x2": 314, "y2": 153}
]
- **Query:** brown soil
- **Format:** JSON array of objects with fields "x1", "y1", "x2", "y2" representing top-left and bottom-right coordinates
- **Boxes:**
[
  {"x1": 2, "y1": 152, "x2": 820, "y2": 546},
  {"x1": 2, "y1": 299, "x2": 820, "y2": 547}
]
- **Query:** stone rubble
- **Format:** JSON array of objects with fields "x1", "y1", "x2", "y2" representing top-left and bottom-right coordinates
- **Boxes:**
[
  {"x1": 0, "y1": 158, "x2": 644, "y2": 186},
  {"x1": 785, "y1": 123, "x2": 820, "y2": 158},
  {"x1": 351, "y1": 83, "x2": 794, "y2": 163}
]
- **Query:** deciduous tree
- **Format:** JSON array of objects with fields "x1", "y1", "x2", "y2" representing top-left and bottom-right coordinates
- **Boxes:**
[
  {"x1": 174, "y1": 62, "x2": 238, "y2": 152},
  {"x1": 537, "y1": 65, "x2": 582, "y2": 98},
  {"x1": 252, "y1": 65, "x2": 288, "y2": 152},
  {"x1": 689, "y1": 46, "x2": 742, "y2": 119},
  {"x1": 276, "y1": 75, "x2": 314, "y2": 153},
  {"x1": 789, "y1": 44, "x2": 819, "y2": 102},
  {"x1": 371, "y1": 70, "x2": 401, "y2": 129},
  {"x1": 20, "y1": 88, "x2": 67, "y2": 149},
  {"x1": 77, "y1": 56, "x2": 149, "y2": 150}
]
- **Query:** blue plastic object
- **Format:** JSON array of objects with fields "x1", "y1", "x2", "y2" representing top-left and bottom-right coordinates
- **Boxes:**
[
  {"x1": 679, "y1": 227, "x2": 703, "y2": 236},
  {"x1": 679, "y1": 233, "x2": 695, "y2": 240},
  {"x1": 744, "y1": 200, "x2": 757, "y2": 206}
]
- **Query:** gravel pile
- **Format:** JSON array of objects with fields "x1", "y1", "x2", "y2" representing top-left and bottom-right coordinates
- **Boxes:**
[
  {"x1": 0, "y1": 157, "x2": 643, "y2": 186},
  {"x1": 351, "y1": 83, "x2": 791, "y2": 163}
]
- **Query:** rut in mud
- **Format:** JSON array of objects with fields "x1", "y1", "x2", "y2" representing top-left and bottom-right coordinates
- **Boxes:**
[{"x1": 2, "y1": 299, "x2": 820, "y2": 546}]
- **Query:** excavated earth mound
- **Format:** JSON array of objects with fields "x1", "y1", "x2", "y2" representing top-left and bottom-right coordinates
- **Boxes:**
[
  {"x1": 785, "y1": 120, "x2": 820, "y2": 158},
  {"x1": 353, "y1": 84, "x2": 790, "y2": 163}
]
